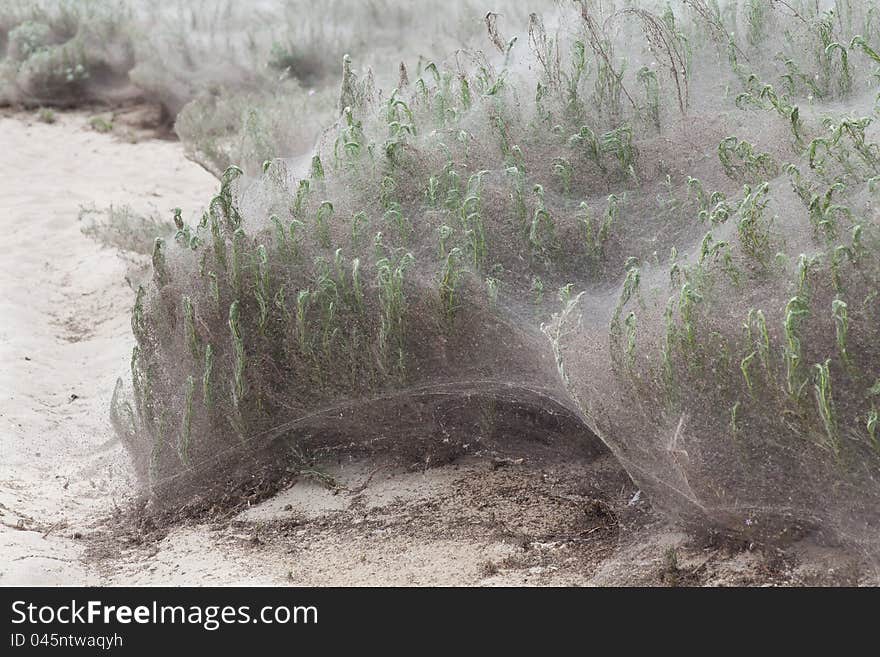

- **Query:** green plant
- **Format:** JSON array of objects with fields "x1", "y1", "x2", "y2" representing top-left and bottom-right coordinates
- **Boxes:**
[
  {"x1": 552, "y1": 157, "x2": 573, "y2": 195},
  {"x1": 868, "y1": 407, "x2": 879, "y2": 451},
  {"x1": 151, "y1": 237, "x2": 169, "y2": 288},
  {"x1": 89, "y1": 115, "x2": 113, "y2": 133},
  {"x1": 228, "y1": 300, "x2": 246, "y2": 407},
  {"x1": 624, "y1": 311, "x2": 637, "y2": 370},
  {"x1": 832, "y1": 299, "x2": 850, "y2": 367},
  {"x1": 529, "y1": 184, "x2": 557, "y2": 259},
  {"x1": 813, "y1": 359, "x2": 840, "y2": 454},
  {"x1": 178, "y1": 376, "x2": 195, "y2": 465},
  {"x1": 316, "y1": 201, "x2": 334, "y2": 248},
  {"x1": 230, "y1": 228, "x2": 246, "y2": 297},
  {"x1": 678, "y1": 280, "x2": 702, "y2": 350},
  {"x1": 439, "y1": 247, "x2": 463, "y2": 324},
  {"x1": 729, "y1": 401, "x2": 741, "y2": 437},
  {"x1": 718, "y1": 136, "x2": 777, "y2": 182},
  {"x1": 112, "y1": 3, "x2": 880, "y2": 557},
  {"x1": 783, "y1": 295, "x2": 810, "y2": 402},
  {"x1": 37, "y1": 107, "x2": 56, "y2": 123},
  {"x1": 460, "y1": 171, "x2": 489, "y2": 269},
  {"x1": 182, "y1": 296, "x2": 199, "y2": 359},
  {"x1": 376, "y1": 252, "x2": 414, "y2": 374},
  {"x1": 80, "y1": 204, "x2": 175, "y2": 254},
  {"x1": 202, "y1": 344, "x2": 214, "y2": 409},
  {"x1": 530, "y1": 276, "x2": 544, "y2": 304},
  {"x1": 736, "y1": 183, "x2": 774, "y2": 263},
  {"x1": 636, "y1": 66, "x2": 660, "y2": 130},
  {"x1": 485, "y1": 276, "x2": 500, "y2": 308}
]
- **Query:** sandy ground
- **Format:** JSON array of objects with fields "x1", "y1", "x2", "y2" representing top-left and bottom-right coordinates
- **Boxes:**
[
  {"x1": 0, "y1": 110, "x2": 867, "y2": 586},
  {"x1": 0, "y1": 109, "x2": 216, "y2": 584}
]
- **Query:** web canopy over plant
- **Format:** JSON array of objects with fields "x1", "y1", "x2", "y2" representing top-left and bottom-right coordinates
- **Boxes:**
[{"x1": 101, "y1": 0, "x2": 880, "y2": 562}]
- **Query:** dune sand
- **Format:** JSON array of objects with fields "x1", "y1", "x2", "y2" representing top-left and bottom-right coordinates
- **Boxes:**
[
  {"x1": 0, "y1": 110, "x2": 859, "y2": 586},
  {"x1": 0, "y1": 110, "x2": 215, "y2": 584}
]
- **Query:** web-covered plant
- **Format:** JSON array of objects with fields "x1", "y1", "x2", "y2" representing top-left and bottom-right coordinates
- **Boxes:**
[
  {"x1": 0, "y1": 0, "x2": 137, "y2": 106},
  {"x1": 113, "y1": 0, "x2": 880, "y2": 560},
  {"x1": 1, "y1": 0, "x2": 505, "y2": 175}
]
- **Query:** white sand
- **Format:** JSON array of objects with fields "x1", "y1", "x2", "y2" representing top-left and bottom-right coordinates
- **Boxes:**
[{"x1": 0, "y1": 111, "x2": 216, "y2": 584}]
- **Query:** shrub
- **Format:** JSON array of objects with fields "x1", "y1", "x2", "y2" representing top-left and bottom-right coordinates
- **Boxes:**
[
  {"x1": 0, "y1": 0, "x2": 136, "y2": 107},
  {"x1": 79, "y1": 203, "x2": 174, "y2": 254},
  {"x1": 113, "y1": 0, "x2": 880, "y2": 559}
]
